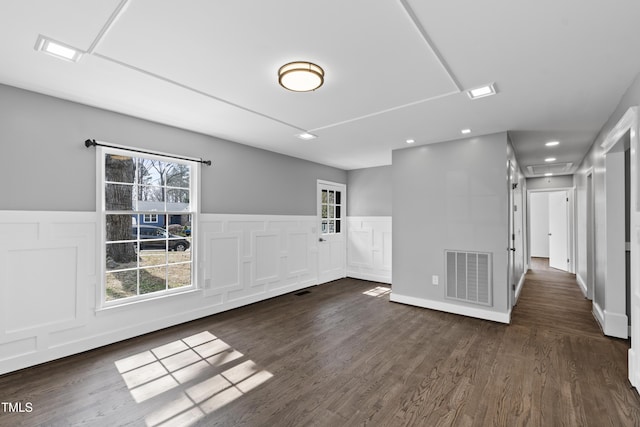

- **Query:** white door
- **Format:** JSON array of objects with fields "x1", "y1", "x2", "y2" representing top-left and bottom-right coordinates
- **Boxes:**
[
  {"x1": 548, "y1": 190, "x2": 569, "y2": 271},
  {"x1": 530, "y1": 192, "x2": 550, "y2": 258},
  {"x1": 317, "y1": 181, "x2": 346, "y2": 284}
]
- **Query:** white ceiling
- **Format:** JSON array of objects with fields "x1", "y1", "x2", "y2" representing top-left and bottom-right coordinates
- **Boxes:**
[{"x1": 2, "y1": 0, "x2": 640, "y2": 175}]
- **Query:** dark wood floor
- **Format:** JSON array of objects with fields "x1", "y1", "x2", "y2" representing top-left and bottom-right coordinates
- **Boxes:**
[{"x1": 2, "y1": 260, "x2": 640, "y2": 426}]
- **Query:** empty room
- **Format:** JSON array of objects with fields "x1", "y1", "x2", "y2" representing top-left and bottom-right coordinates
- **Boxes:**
[{"x1": 2, "y1": 1, "x2": 640, "y2": 425}]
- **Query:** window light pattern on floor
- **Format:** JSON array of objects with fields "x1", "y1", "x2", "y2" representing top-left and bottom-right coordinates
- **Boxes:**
[
  {"x1": 114, "y1": 331, "x2": 273, "y2": 427},
  {"x1": 363, "y1": 286, "x2": 391, "y2": 297}
]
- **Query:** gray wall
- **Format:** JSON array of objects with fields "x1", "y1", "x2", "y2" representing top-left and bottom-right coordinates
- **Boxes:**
[
  {"x1": 575, "y1": 71, "x2": 640, "y2": 314},
  {"x1": 392, "y1": 133, "x2": 510, "y2": 315},
  {"x1": 527, "y1": 175, "x2": 574, "y2": 190},
  {"x1": 0, "y1": 84, "x2": 346, "y2": 214},
  {"x1": 347, "y1": 165, "x2": 392, "y2": 216}
]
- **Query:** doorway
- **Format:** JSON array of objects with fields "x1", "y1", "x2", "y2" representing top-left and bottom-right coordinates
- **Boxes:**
[
  {"x1": 586, "y1": 170, "x2": 595, "y2": 300},
  {"x1": 508, "y1": 162, "x2": 526, "y2": 307},
  {"x1": 599, "y1": 129, "x2": 630, "y2": 339},
  {"x1": 596, "y1": 106, "x2": 637, "y2": 389},
  {"x1": 317, "y1": 180, "x2": 347, "y2": 284},
  {"x1": 528, "y1": 189, "x2": 574, "y2": 273},
  {"x1": 548, "y1": 191, "x2": 569, "y2": 271}
]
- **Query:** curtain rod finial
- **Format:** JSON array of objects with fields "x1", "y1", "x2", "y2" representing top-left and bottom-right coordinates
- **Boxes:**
[
  {"x1": 84, "y1": 139, "x2": 97, "y2": 148},
  {"x1": 203, "y1": 160, "x2": 212, "y2": 166}
]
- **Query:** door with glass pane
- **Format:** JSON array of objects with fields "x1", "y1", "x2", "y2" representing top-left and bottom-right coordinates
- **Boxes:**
[{"x1": 317, "y1": 180, "x2": 346, "y2": 284}]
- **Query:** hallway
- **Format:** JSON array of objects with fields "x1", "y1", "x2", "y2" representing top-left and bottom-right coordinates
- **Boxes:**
[
  {"x1": 507, "y1": 257, "x2": 640, "y2": 424},
  {"x1": 512, "y1": 257, "x2": 603, "y2": 338}
]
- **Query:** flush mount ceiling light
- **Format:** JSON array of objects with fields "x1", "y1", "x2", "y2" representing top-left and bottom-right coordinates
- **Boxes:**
[
  {"x1": 278, "y1": 61, "x2": 324, "y2": 92},
  {"x1": 467, "y1": 83, "x2": 497, "y2": 100},
  {"x1": 461, "y1": 129, "x2": 471, "y2": 135},
  {"x1": 545, "y1": 173, "x2": 554, "y2": 176},
  {"x1": 296, "y1": 132, "x2": 317, "y2": 141},
  {"x1": 34, "y1": 35, "x2": 82, "y2": 62},
  {"x1": 545, "y1": 157, "x2": 556, "y2": 162},
  {"x1": 545, "y1": 141, "x2": 560, "y2": 147},
  {"x1": 406, "y1": 139, "x2": 415, "y2": 144}
]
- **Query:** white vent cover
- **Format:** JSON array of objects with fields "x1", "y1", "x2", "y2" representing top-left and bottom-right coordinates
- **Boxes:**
[{"x1": 445, "y1": 250, "x2": 492, "y2": 306}]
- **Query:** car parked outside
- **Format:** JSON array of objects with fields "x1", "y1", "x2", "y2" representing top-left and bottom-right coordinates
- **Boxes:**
[{"x1": 132, "y1": 225, "x2": 190, "y2": 251}]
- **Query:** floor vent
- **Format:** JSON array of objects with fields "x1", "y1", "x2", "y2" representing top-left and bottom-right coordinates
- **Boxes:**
[
  {"x1": 295, "y1": 290, "x2": 311, "y2": 296},
  {"x1": 445, "y1": 250, "x2": 492, "y2": 306}
]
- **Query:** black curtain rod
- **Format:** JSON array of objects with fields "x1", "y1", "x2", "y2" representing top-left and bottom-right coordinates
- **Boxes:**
[{"x1": 84, "y1": 139, "x2": 212, "y2": 166}]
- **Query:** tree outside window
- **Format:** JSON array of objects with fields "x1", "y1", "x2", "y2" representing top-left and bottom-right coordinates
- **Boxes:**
[{"x1": 101, "y1": 149, "x2": 195, "y2": 303}]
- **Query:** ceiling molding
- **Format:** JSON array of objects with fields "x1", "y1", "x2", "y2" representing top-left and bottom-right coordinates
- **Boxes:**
[
  {"x1": 308, "y1": 89, "x2": 460, "y2": 132},
  {"x1": 92, "y1": 52, "x2": 308, "y2": 133},
  {"x1": 397, "y1": 0, "x2": 463, "y2": 92},
  {"x1": 527, "y1": 162, "x2": 574, "y2": 176},
  {"x1": 86, "y1": 0, "x2": 130, "y2": 54}
]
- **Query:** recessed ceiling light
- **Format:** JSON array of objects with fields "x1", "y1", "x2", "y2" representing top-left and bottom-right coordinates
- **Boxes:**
[
  {"x1": 406, "y1": 139, "x2": 415, "y2": 144},
  {"x1": 278, "y1": 62, "x2": 324, "y2": 92},
  {"x1": 296, "y1": 132, "x2": 317, "y2": 141},
  {"x1": 467, "y1": 84, "x2": 496, "y2": 99},
  {"x1": 545, "y1": 157, "x2": 556, "y2": 162},
  {"x1": 544, "y1": 173, "x2": 553, "y2": 176},
  {"x1": 461, "y1": 129, "x2": 471, "y2": 134},
  {"x1": 34, "y1": 35, "x2": 82, "y2": 62},
  {"x1": 545, "y1": 141, "x2": 560, "y2": 147}
]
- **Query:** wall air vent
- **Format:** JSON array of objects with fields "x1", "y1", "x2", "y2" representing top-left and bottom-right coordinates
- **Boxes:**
[{"x1": 445, "y1": 250, "x2": 492, "y2": 306}]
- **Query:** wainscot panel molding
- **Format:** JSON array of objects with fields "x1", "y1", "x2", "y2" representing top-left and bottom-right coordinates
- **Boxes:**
[
  {"x1": 198, "y1": 214, "x2": 319, "y2": 301},
  {"x1": 389, "y1": 292, "x2": 510, "y2": 324},
  {"x1": 0, "y1": 211, "x2": 319, "y2": 375},
  {"x1": 346, "y1": 216, "x2": 392, "y2": 284}
]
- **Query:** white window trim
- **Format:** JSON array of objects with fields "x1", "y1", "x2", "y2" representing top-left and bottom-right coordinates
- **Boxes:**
[
  {"x1": 95, "y1": 145, "x2": 200, "y2": 310},
  {"x1": 318, "y1": 180, "x2": 345, "y2": 236},
  {"x1": 143, "y1": 214, "x2": 159, "y2": 224}
]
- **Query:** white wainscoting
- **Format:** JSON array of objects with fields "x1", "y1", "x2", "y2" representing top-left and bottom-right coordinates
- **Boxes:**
[
  {"x1": 346, "y1": 217, "x2": 392, "y2": 284},
  {"x1": 0, "y1": 211, "x2": 319, "y2": 375},
  {"x1": 198, "y1": 214, "x2": 318, "y2": 302}
]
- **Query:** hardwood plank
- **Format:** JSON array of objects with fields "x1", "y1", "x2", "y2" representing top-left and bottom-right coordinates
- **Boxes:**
[{"x1": 1, "y1": 269, "x2": 640, "y2": 426}]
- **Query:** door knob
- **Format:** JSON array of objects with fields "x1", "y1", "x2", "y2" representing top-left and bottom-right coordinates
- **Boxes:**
[{"x1": 319, "y1": 237, "x2": 325, "y2": 242}]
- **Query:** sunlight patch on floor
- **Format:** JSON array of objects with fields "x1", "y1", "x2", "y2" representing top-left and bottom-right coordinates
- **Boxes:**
[
  {"x1": 363, "y1": 286, "x2": 391, "y2": 297},
  {"x1": 114, "y1": 330, "x2": 273, "y2": 427}
]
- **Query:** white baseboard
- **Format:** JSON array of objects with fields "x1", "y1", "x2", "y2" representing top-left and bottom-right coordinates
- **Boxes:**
[
  {"x1": 514, "y1": 272, "x2": 526, "y2": 303},
  {"x1": 347, "y1": 271, "x2": 391, "y2": 284},
  {"x1": 604, "y1": 309, "x2": 629, "y2": 339},
  {"x1": 576, "y1": 274, "x2": 588, "y2": 298},
  {"x1": 593, "y1": 301, "x2": 605, "y2": 332},
  {"x1": 630, "y1": 349, "x2": 639, "y2": 389},
  {"x1": 389, "y1": 292, "x2": 510, "y2": 324}
]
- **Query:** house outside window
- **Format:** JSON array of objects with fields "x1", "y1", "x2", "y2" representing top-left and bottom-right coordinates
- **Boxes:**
[{"x1": 99, "y1": 147, "x2": 197, "y2": 306}]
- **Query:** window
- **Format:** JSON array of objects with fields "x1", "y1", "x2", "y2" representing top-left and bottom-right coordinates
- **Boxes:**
[
  {"x1": 321, "y1": 188, "x2": 342, "y2": 234},
  {"x1": 100, "y1": 147, "x2": 197, "y2": 305},
  {"x1": 143, "y1": 214, "x2": 158, "y2": 224}
]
